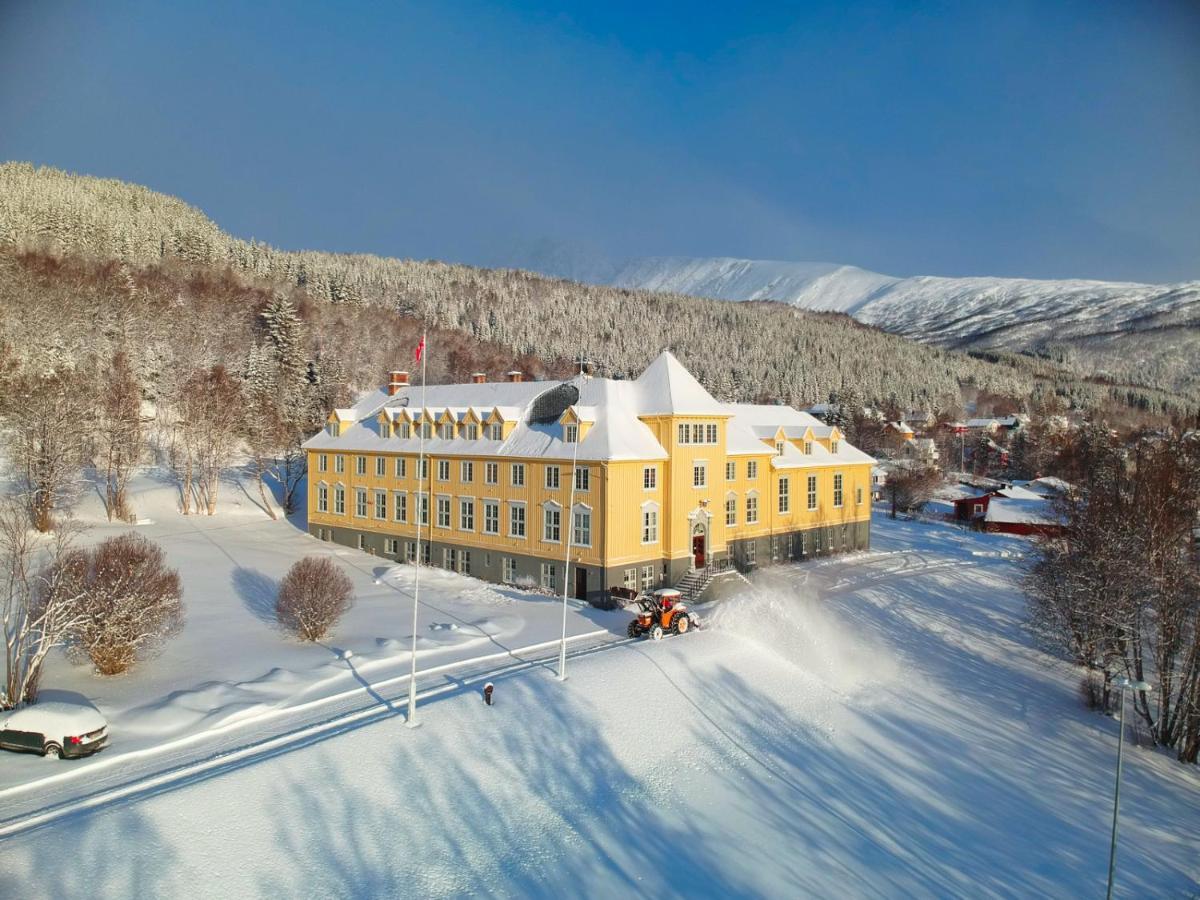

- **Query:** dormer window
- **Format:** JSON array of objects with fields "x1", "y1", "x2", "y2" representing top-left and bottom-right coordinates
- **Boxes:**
[
  {"x1": 831, "y1": 440, "x2": 839, "y2": 454},
  {"x1": 487, "y1": 423, "x2": 502, "y2": 440},
  {"x1": 327, "y1": 422, "x2": 337, "y2": 437},
  {"x1": 380, "y1": 422, "x2": 390, "y2": 439},
  {"x1": 438, "y1": 423, "x2": 453, "y2": 440},
  {"x1": 804, "y1": 441, "x2": 812, "y2": 455},
  {"x1": 420, "y1": 423, "x2": 432, "y2": 440},
  {"x1": 400, "y1": 423, "x2": 411, "y2": 439},
  {"x1": 564, "y1": 424, "x2": 578, "y2": 443},
  {"x1": 775, "y1": 441, "x2": 785, "y2": 456},
  {"x1": 465, "y1": 424, "x2": 478, "y2": 440}
]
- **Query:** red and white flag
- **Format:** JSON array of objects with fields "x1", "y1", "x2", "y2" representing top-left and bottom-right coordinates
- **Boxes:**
[{"x1": 414, "y1": 335, "x2": 425, "y2": 363}]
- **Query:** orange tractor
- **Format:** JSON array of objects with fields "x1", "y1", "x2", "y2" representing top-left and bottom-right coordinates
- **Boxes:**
[{"x1": 623, "y1": 588, "x2": 694, "y2": 640}]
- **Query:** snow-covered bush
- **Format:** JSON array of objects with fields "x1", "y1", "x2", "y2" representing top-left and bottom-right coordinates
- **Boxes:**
[
  {"x1": 276, "y1": 556, "x2": 354, "y2": 642},
  {"x1": 62, "y1": 533, "x2": 184, "y2": 676}
]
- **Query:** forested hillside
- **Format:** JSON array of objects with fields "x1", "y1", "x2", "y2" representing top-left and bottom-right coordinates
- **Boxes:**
[{"x1": 0, "y1": 162, "x2": 1190, "y2": 417}]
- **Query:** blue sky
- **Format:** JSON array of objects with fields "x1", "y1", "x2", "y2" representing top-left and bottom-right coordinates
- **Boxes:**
[{"x1": 1, "y1": 0, "x2": 1197, "y2": 282}]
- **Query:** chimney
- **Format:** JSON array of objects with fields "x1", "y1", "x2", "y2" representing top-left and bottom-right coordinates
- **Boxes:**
[
  {"x1": 471, "y1": 373, "x2": 487, "y2": 384},
  {"x1": 506, "y1": 370, "x2": 523, "y2": 383},
  {"x1": 387, "y1": 370, "x2": 410, "y2": 396}
]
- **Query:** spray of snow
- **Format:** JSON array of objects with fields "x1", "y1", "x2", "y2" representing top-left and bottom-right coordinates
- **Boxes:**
[{"x1": 705, "y1": 571, "x2": 897, "y2": 698}]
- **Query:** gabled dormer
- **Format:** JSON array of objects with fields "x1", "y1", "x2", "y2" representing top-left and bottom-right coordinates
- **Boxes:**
[
  {"x1": 375, "y1": 411, "x2": 392, "y2": 439},
  {"x1": 458, "y1": 408, "x2": 482, "y2": 440},
  {"x1": 484, "y1": 407, "x2": 518, "y2": 441},
  {"x1": 326, "y1": 408, "x2": 356, "y2": 437},
  {"x1": 435, "y1": 408, "x2": 457, "y2": 440},
  {"x1": 559, "y1": 405, "x2": 596, "y2": 444}
]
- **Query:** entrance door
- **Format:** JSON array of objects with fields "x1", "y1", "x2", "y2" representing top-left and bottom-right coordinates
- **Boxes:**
[
  {"x1": 692, "y1": 535, "x2": 706, "y2": 569},
  {"x1": 574, "y1": 567, "x2": 587, "y2": 601}
]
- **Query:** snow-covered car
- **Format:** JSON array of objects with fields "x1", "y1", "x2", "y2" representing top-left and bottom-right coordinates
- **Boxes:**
[{"x1": 0, "y1": 702, "x2": 109, "y2": 760}]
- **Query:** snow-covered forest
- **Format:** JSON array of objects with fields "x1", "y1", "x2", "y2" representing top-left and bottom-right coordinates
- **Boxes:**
[{"x1": 1, "y1": 162, "x2": 1190, "y2": 418}]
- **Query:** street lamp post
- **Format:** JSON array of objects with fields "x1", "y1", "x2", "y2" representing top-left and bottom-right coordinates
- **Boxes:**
[{"x1": 1106, "y1": 675, "x2": 1152, "y2": 900}]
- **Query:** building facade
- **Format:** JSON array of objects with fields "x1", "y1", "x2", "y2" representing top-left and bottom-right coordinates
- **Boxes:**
[{"x1": 303, "y1": 351, "x2": 875, "y2": 605}]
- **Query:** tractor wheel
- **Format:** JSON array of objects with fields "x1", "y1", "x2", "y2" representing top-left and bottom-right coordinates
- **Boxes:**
[
  {"x1": 626, "y1": 620, "x2": 641, "y2": 639},
  {"x1": 675, "y1": 614, "x2": 690, "y2": 635},
  {"x1": 650, "y1": 625, "x2": 664, "y2": 642}
]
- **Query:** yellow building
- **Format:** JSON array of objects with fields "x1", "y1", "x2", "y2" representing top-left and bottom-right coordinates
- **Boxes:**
[{"x1": 304, "y1": 351, "x2": 874, "y2": 604}]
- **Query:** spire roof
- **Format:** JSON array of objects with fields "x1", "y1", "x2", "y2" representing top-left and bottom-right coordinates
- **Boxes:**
[{"x1": 635, "y1": 350, "x2": 726, "y2": 416}]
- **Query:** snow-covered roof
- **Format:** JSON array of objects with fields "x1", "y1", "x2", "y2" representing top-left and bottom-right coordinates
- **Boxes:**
[
  {"x1": 985, "y1": 497, "x2": 1059, "y2": 526},
  {"x1": 305, "y1": 352, "x2": 873, "y2": 467},
  {"x1": 634, "y1": 351, "x2": 729, "y2": 416}
]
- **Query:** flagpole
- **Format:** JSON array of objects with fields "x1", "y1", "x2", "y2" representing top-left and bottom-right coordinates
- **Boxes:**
[
  {"x1": 407, "y1": 329, "x2": 427, "y2": 727},
  {"x1": 558, "y1": 353, "x2": 584, "y2": 681}
]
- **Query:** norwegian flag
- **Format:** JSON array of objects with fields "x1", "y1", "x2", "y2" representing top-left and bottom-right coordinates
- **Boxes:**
[{"x1": 414, "y1": 335, "x2": 425, "y2": 363}]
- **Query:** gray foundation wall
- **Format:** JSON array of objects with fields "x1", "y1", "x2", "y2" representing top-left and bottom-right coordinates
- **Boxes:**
[{"x1": 310, "y1": 517, "x2": 870, "y2": 606}]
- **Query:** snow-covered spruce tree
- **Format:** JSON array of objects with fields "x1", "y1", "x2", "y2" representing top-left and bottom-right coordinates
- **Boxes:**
[
  {"x1": 276, "y1": 557, "x2": 354, "y2": 642},
  {"x1": 59, "y1": 533, "x2": 183, "y2": 676}
]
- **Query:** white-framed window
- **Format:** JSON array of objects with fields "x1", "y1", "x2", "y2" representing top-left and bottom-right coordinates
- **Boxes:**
[
  {"x1": 509, "y1": 502, "x2": 526, "y2": 538},
  {"x1": 461, "y1": 461, "x2": 474, "y2": 482},
  {"x1": 807, "y1": 474, "x2": 818, "y2": 511},
  {"x1": 778, "y1": 477, "x2": 790, "y2": 514},
  {"x1": 573, "y1": 507, "x2": 591, "y2": 547},
  {"x1": 395, "y1": 457, "x2": 406, "y2": 479},
  {"x1": 394, "y1": 491, "x2": 407, "y2": 522},
  {"x1": 374, "y1": 490, "x2": 387, "y2": 519},
  {"x1": 726, "y1": 460, "x2": 736, "y2": 481},
  {"x1": 831, "y1": 440, "x2": 840, "y2": 454},
  {"x1": 856, "y1": 486, "x2": 864, "y2": 505},
  {"x1": 804, "y1": 440, "x2": 813, "y2": 455},
  {"x1": 545, "y1": 466, "x2": 561, "y2": 490},
  {"x1": 678, "y1": 424, "x2": 690, "y2": 445},
  {"x1": 420, "y1": 423, "x2": 432, "y2": 440},
  {"x1": 776, "y1": 441, "x2": 785, "y2": 456},
  {"x1": 417, "y1": 493, "x2": 429, "y2": 526},
  {"x1": 746, "y1": 493, "x2": 759, "y2": 524},
  {"x1": 572, "y1": 466, "x2": 589, "y2": 492},
  {"x1": 643, "y1": 466, "x2": 657, "y2": 490},
  {"x1": 465, "y1": 424, "x2": 478, "y2": 440},
  {"x1": 443, "y1": 547, "x2": 457, "y2": 570},
  {"x1": 355, "y1": 488, "x2": 368, "y2": 518},
  {"x1": 706, "y1": 423, "x2": 718, "y2": 444},
  {"x1": 405, "y1": 542, "x2": 417, "y2": 563},
  {"x1": 564, "y1": 423, "x2": 578, "y2": 443},
  {"x1": 334, "y1": 484, "x2": 345, "y2": 515},
  {"x1": 799, "y1": 532, "x2": 807, "y2": 556},
  {"x1": 745, "y1": 541, "x2": 756, "y2": 565},
  {"x1": 725, "y1": 494, "x2": 736, "y2": 526},
  {"x1": 693, "y1": 462, "x2": 706, "y2": 488},
  {"x1": 420, "y1": 542, "x2": 431, "y2": 565},
  {"x1": 485, "y1": 462, "x2": 498, "y2": 485},
  {"x1": 834, "y1": 473, "x2": 844, "y2": 508},
  {"x1": 437, "y1": 460, "x2": 450, "y2": 481},
  {"x1": 487, "y1": 423, "x2": 502, "y2": 440},
  {"x1": 502, "y1": 557, "x2": 517, "y2": 583},
  {"x1": 641, "y1": 565, "x2": 655, "y2": 589},
  {"x1": 540, "y1": 563, "x2": 557, "y2": 591},
  {"x1": 642, "y1": 506, "x2": 659, "y2": 543},
  {"x1": 317, "y1": 482, "x2": 329, "y2": 513},
  {"x1": 357, "y1": 534, "x2": 366, "y2": 550},
  {"x1": 543, "y1": 504, "x2": 561, "y2": 543},
  {"x1": 436, "y1": 496, "x2": 451, "y2": 528},
  {"x1": 334, "y1": 454, "x2": 345, "y2": 474},
  {"x1": 385, "y1": 538, "x2": 399, "y2": 555},
  {"x1": 461, "y1": 550, "x2": 471, "y2": 575},
  {"x1": 691, "y1": 423, "x2": 703, "y2": 444},
  {"x1": 399, "y1": 422, "x2": 411, "y2": 439},
  {"x1": 511, "y1": 464, "x2": 525, "y2": 487},
  {"x1": 418, "y1": 458, "x2": 428, "y2": 481},
  {"x1": 438, "y1": 423, "x2": 453, "y2": 440},
  {"x1": 318, "y1": 454, "x2": 328, "y2": 473},
  {"x1": 771, "y1": 535, "x2": 780, "y2": 562},
  {"x1": 747, "y1": 460, "x2": 758, "y2": 480},
  {"x1": 356, "y1": 456, "x2": 367, "y2": 476},
  {"x1": 376, "y1": 456, "x2": 386, "y2": 477},
  {"x1": 483, "y1": 500, "x2": 500, "y2": 534},
  {"x1": 623, "y1": 568, "x2": 637, "y2": 589},
  {"x1": 459, "y1": 498, "x2": 475, "y2": 531}
]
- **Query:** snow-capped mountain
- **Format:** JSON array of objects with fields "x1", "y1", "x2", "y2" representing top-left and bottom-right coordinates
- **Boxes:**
[{"x1": 599, "y1": 256, "x2": 1200, "y2": 397}]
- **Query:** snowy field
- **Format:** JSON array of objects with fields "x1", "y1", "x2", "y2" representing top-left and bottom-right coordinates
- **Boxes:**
[{"x1": 1, "y1": 478, "x2": 1198, "y2": 898}]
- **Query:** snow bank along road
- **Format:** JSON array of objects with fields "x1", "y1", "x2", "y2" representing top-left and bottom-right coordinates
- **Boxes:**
[{"x1": 2, "y1": 513, "x2": 1198, "y2": 898}]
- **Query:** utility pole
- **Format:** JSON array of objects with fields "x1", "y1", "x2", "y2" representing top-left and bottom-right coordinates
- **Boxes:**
[
  {"x1": 558, "y1": 350, "x2": 588, "y2": 681},
  {"x1": 1106, "y1": 676, "x2": 1152, "y2": 900}
]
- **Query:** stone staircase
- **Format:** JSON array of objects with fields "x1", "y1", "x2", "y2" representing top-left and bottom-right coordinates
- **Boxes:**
[{"x1": 675, "y1": 565, "x2": 715, "y2": 604}]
